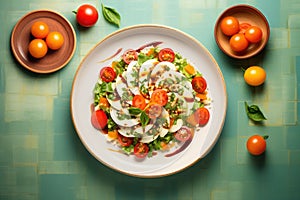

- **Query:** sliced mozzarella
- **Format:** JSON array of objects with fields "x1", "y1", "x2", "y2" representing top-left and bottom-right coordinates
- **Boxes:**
[
  {"x1": 155, "y1": 71, "x2": 192, "y2": 90},
  {"x1": 115, "y1": 74, "x2": 133, "y2": 103},
  {"x1": 126, "y1": 61, "x2": 140, "y2": 95},
  {"x1": 110, "y1": 107, "x2": 139, "y2": 127},
  {"x1": 107, "y1": 89, "x2": 122, "y2": 110},
  {"x1": 118, "y1": 123, "x2": 155, "y2": 138},
  {"x1": 159, "y1": 128, "x2": 169, "y2": 137},
  {"x1": 169, "y1": 119, "x2": 183, "y2": 133},
  {"x1": 149, "y1": 61, "x2": 176, "y2": 86},
  {"x1": 139, "y1": 59, "x2": 158, "y2": 96},
  {"x1": 140, "y1": 133, "x2": 160, "y2": 143}
]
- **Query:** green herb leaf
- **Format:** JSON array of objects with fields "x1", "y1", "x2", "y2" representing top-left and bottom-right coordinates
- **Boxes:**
[
  {"x1": 244, "y1": 101, "x2": 267, "y2": 122},
  {"x1": 128, "y1": 107, "x2": 142, "y2": 115},
  {"x1": 140, "y1": 111, "x2": 150, "y2": 127},
  {"x1": 101, "y1": 3, "x2": 121, "y2": 27}
]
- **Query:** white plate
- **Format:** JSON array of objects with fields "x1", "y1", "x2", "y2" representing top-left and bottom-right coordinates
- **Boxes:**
[{"x1": 70, "y1": 25, "x2": 227, "y2": 178}]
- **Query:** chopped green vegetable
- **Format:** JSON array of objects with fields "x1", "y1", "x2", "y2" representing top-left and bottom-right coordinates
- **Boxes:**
[
  {"x1": 101, "y1": 3, "x2": 121, "y2": 27},
  {"x1": 244, "y1": 101, "x2": 267, "y2": 122}
]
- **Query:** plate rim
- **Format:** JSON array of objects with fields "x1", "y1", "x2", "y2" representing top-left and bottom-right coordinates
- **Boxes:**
[
  {"x1": 10, "y1": 9, "x2": 77, "y2": 74},
  {"x1": 70, "y1": 24, "x2": 227, "y2": 178}
]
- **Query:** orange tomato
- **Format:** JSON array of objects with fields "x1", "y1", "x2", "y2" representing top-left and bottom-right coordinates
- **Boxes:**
[
  {"x1": 220, "y1": 16, "x2": 240, "y2": 36},
  {"x1": 246, "y1": 135, "x2": 268, "y2": 156},
  {"x1": 150, "y1": 89, "x2": 168, "y2": 106},
  {"x1": 244, "y1": 66, "x2": 266, "y2": 86},
  {"x1": 229, "y1": 33, "x2": 249, "y2": 52},
  {"x1": 28, "y1": 39, "x2": 48, "y2": 59},
  {"x1": 245, "y1": 26, "x2": 263, "y2": 43},
  {"x1": 46, "y1": 31, "x2": 64, "y2": 50},
  {"x1": 31, "y1": 21, "x2": 49, "y2": 39}
]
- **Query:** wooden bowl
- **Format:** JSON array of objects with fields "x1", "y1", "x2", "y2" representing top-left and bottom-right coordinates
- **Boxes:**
[
  {"x1": 214, "y1": 5, "x2": 270, "y2": 59},
  {"x1": 11, "y1": 10, "x2": 76, "y2": 73}
]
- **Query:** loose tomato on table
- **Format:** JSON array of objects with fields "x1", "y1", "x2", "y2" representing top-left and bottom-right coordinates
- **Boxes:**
[
  {"x1": 91, "y1": 109, "x2": 108, "y2": 130},
  {"x1": 100, "y1": 67, "x2": 116, "y2": 82},
  {"x1": 74, "y1": 4, "x2": 98, "y2": 27},
  {"x1": 134, "y1": 142, "x2": 149, "y2": 158},
  {"x1": 118, "y1": 134, "x2": 133, "y2": 147},
  {"x1": 132, "y1": 95, "x2": 147, "y2": 110},
  {"x1": 150, "y1": 89, "x2": 168, "y2": 106},
  {"x1": 244, "y1": 66, "x2": 266, "y2": 86},
  {"x1": 122, "y1": 49, "x2": 138, "y2": 64},
  {"x1": 220, "y1": 16, "x2": 240, "y2": 36},
  {"x1": 174, "y1": 126, "x2": 192, "y2": 142},
  {"x1": 158, "y1": 48, "x2": 175, "y2": 62},
  {"x1": 191, "y1": 76, "x2": 207, "y2": 93},
  {"x1": 245, "y1": 26, "x2": 263, "y2": 43},
  {"x1": 229, "y1": 33, "x2": 249, "y2": 52},
  {"x1": 246, "y1": 135, "x2": 268, "y2": 156}
]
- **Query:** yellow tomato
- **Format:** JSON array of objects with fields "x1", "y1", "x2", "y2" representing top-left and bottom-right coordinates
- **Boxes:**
[
  {"x1": 244, "y1": 66, "x2": 266, "y2": 86},
  {"x1": 31, "y1": 21, "x2": 49, "y2": 39},
  {"x1": 28, "y1": 39, "x2": 48, "y2": 59},
  {"x1": 46, "y1": 31, "x2": 64, "y2": 50}
]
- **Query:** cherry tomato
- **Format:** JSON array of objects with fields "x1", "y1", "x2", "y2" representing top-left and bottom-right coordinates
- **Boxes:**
[
  {"x1": 191, "y1": 76, "x2": 207, "y2": 93},
  {"x1": 194, "y1": 107, "x2": 210, "y2": 126},
  {"x1": 158, "y1": 48, "x2": 175, "y2": 62},
  {"x1": 122, "y1": 49, "x2": 138, "y2": 64},
  {"x1": 132, "y1": 95, "x2": 147, "y2": 110},
  {"x1": 220, "y1": 16, "x2": 240, "y2": 36},
  {"x1": 91, "y1": 109, "x2": 108, "y2": 130},
  {"x1": 46, "y1": 31, "x2": 64, "y2": 50},
  {"x1": 244, "y1": 66, "x2": 266, "y2": 86},
  {"x1": 145, "y1": 103, "x2": 162, "y2": 119},
  {"x1": 75, "y1": 4, "x2": 98, "y2": 27},
  {"x1": 100, "y1": 67, "x2": 116, "y2": 82},
  {"x1": 247, "y1": 135, "x2": 268, "y2": 156},
  {"x1": 239, "y1": 22, "x2": 251, "y2": 34},
  {"x1": 229, "y1": 33, "x2": 249, "y2": 52},
  {"x1": 118, "y1": 134, "x2": 133, "y2": 147},
  {"x1": 150, "y1": 89, "x2": 168, "y2": 106},
  {"x1": 134, "y1": 142, "x2": 149, "y2": 158},
  {"x1": 245, "y1": 26, "x2": 263, "y2": 43},
  {"x1": 174, "y1": 126, "x2": 192, "y2": 142},
  {"x1": 31, "y1": 21, "x2": 49, "y2": 39},
  {"x1": 28, "y1": 39, "x2": 48, "y2": 59}
]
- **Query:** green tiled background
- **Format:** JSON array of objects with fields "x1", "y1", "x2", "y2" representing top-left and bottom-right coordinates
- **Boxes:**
[{"x1": 1, "y1": 0, "x2": 300, "y2": 199}]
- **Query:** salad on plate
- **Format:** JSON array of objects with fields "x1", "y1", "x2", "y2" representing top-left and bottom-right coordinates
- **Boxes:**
[{"x1": 90, "y1": 42, "x2": 211, "y2": 159}]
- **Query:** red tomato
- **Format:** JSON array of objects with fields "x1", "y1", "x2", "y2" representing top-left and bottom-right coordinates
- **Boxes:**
[
  {"x1": 150, "y1": 89, "x2": 168, "y2": 106},
  {"x1": 220, "y1": 16, "x2": 240, "y2": 36},
  {"x1": 118, "y1": 134, "x2": 133, "y2": 147},
  {"x1": 75, "y1": 4, "x2": 98, "y2": 27},
  {"x1": 229, "y1": 33, "x2": 249, "y2": 52},
  {"x1": 194, "y1": 107, "x2": 210, "y2": 126},
  {"x1": 239, "y1": 22, "x2": 251, "y2": 34},
  {"x1": 174, "y1": 126, "x2": 192, "y2": 142},
  {"x1": 245, "y1": 26, "x2": 263, "y2": 43},
  {"x1": 122, "y1": 49, "x2": 138, "y2": 64},
  {"x1": 100, "y1": 67, "x2": 116, "y2": 82},
  {"x1": 191, "y1": 76, "x2": 207, "y2": 93},
  {"x1": 158, "y1": 48, "x2": 175, "y2": 62},
  {"x1": 246, "y1": 135, "x2": 268, "y2": 156},
  {"x1": 145, "y1": 103, "x2": 162, "y2": 119},
  {"x1": 134, "y1": 142, "x2": 149, "y2": 158},
  {"x1": 91, "y1": 109, "x2": 108, "y2": 130},
  {"x1": 132, "y1": 95, "x2": 147, "y2": 110}
]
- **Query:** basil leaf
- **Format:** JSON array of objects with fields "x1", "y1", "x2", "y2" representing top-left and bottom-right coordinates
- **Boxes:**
[
  {"x1": 244, "y1": 101, "x2": 267, "y2": 122},
  {"x1": 140, "y1": 111, "x2": 150, "y2": 127},
  {"x1": 101, "y1": 4, "x2": 121, "y2": 27},
  {"x1": 128, "y1": 107, "x2": 142, "y2": 115}
]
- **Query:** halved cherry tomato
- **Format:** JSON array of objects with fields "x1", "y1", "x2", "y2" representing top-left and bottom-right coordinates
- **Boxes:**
[
  {"x1": 220, "y1": 16, "x2": 240, "y2": 36},
  {"x1": 246, "y1": 135, "x2": 268, "y2": 156},
  {"x1": 118, "y1": 134, "x2": 133, "y2": 147},
  {"x1": 132, "y1": 95, "x2": 147, "y2": 110},
  {"x1": 229, "y1": 33, "x2": 249, "y2": 52},
  {"x1": 191, "y1": 76, "x2": 207, "y2": 93},
  {"x1": 194, "y1": 107, "x2": 210, "y2": 126},
  {"x1": 145, "y1": 103, "x2": 162, "y2": 119},
  {"x1": 134, "y1": 142, "x2": 149, "y2": 158},
  {"x1": 100, "y1": 67, "x2": 116, "y2": 82},
  {"x1": 245, "y1": 26, "x2": 263, "y2": 43},
  {"x1": 239, "y1": 22, "x2": 251, "y2": 34},
  {"x1": 150, "y1": 89, "x2": 168, "y2": 106},
  {"x1": 122, "y1": 49, "x2": 138, "y2": 64},
  {"x1": 174, "y1": 126, "x2": 192, "y2": 142},
  {"x1": 158, "y1": 48, "x2": 175, "y2": 62},
  {"x1": 74, "y1": 4, "x2": 98, "y2": 27},
  {"x1": 91, "y1": 109, "x2": 108, "y2": 130}
]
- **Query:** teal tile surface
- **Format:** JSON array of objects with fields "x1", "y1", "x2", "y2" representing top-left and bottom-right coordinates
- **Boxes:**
[{"x1": 1, "y1": 0, "x2": 300, "y2": 199}]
